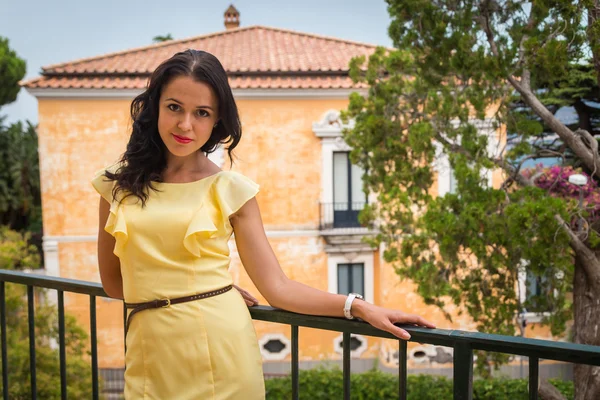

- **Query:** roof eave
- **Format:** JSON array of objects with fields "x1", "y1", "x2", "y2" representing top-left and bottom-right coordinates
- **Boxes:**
[{"x1": 24, "y1": 87, "x2": 367, "y2": 99}]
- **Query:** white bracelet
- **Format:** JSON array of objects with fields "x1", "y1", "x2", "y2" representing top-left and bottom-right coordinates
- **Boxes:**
[{"x1": 343, "y1": 293, "x2": 364, "y2": 320}]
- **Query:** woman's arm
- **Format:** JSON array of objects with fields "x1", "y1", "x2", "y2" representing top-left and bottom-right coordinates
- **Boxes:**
[
  {"x1": 97, "y1": 197, "x2": 124, "y2": 299},
  {"x1": 231, "y1": 198, "x2": 435, "y2": 340}
]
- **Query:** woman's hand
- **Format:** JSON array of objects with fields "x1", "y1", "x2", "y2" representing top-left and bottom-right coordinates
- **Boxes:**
[
  {"x1": 234, "y1": 284, "x2": 259, "y2": 307},
  {"x1": 352, "y1": 300, "x2": 435, "y2": 340}
]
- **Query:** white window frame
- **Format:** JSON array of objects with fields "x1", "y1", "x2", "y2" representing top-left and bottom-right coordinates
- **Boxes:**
[
  {"x1": 207, "y1": 144, "x2": 225, "y2": 168},
  {"x1": 312, "y1": 110, "x2": 377, "y2": 212},
  {"x1": 434, "y1": 119, "x2": 499, "y2": 197},
  {"x1": 327, "y1": 252, "x2": 374, "y2": 304},
  {"x1": 258, "y1": 333, "x2": 292, "y2": 361},
  {"x1": 333, "y1": 333, "x2": 368, "y2": 358},
  {"x1": 517, "y1": 261, "x2": 555, "y2": 323},
  {"x1": 42, "y1": 238, "x2": 60, "y2": 277}
]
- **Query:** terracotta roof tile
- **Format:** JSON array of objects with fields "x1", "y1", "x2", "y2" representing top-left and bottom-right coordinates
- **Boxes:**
[
  {"x1": 23, "y1": 26, "x2": 377, "y2": 90},
  {"x1": 24, "y1": 75, "x2": 365, "y2": 90}
]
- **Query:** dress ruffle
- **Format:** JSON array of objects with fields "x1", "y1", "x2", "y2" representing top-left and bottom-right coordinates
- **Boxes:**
[
  {"x1": 212, "y1": 171, "x2": 260, "y2": 233},
  {"x1": 105, "y1": 201, "x2": 128, "y2": 257},
  {"x1": 182, "y1": 205, "x2": 218, "y2": 258},
  {"x1": 92, "y1": 168, "x2": 259, "y2": 259},
  {"x1": 91, "y1": 166, "x2": 128, "y2": 257},
  {"x1": 182, "y1": 171, "x2": 259, "y2": 258}
]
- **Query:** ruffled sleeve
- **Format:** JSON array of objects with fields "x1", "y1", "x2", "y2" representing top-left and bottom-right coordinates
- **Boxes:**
[
  {"x1": 183, "y1": 205, "x2": 219, "y2": 258},
  {"x1": 91, "y1": 165, "x2": 128, "y2": 257},
  {"x1": 182, "y1": 171, "x2": 259, "y2": 258},
  {"x1": 91, "y1": 166, "x2": 115, "y2": 204},
  {"x1": 213, "y1": 171, "x2": 260, "y2": 232}
]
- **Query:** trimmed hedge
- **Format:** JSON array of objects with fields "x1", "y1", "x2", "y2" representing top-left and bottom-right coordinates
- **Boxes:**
[{"x1": 265, "y1": 368, "x2": 574, "y2": 399}]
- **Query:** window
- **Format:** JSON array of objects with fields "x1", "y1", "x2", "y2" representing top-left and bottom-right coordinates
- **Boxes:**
[
  {"x1": 332, "y1": 152, "x2": 366, "y2": 228},
  {"x1": 263, "y1": 339, "x2": 286, "y2": 354},
  {"x1": 333, "y1": 333, "x2": 368, "y2": 357},
  {"x1": 524, "y1": 270, "x2": 551, "y2": 313},
  {"x1": 449, "y1": 167, "x2": 458, "y2": 194},
  {"x1": 434, "y1": 119, "x2": 498, "y2": 197},
  {"x1": 258, "y1": 334, "x2": 291, "y2": 361},
  {"x1": 337, "y1": 263, "x2": 364, "y2": 296},
  {"x1": 327, "y1": 253, "x2": 374, "y2": 304},
  {"x1": 517, "y1": 260, "x2": 556, "y2": 322}
]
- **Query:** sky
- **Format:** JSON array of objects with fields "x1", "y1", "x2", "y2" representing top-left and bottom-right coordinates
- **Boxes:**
[{"x1": 1, "y1": 0, "x2": 394, "y2": 124}]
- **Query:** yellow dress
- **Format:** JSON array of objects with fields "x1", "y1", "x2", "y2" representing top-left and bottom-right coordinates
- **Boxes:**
[{"x1": 91, "y1": 166, "x2": 266, "y2": 400}]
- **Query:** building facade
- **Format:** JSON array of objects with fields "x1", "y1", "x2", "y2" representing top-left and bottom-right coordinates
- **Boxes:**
[{"x1": 22, "y1": 8, "x2": 554, "y2": 380}]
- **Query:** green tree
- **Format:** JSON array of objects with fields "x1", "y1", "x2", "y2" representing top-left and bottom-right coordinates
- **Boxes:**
[
  {"x1": 0, "y1": 37, "x2": 42, "y2": 251},
  {"x1": 152, "y1": 34, "x2": 173, "y2": 43},
  {"x1": 0, "y1": 37, "x2": 26, "y2": 108},
  {"x1": 343, "y1": 1, "x2": 600, "y2": 398},
  {"x1": 510, "y1": 61, "x2": 600, "y2": 172},
  {"x1": 0, "y1": 118, "x2": 41, "y2": 234},
  {"x1": 0, "y1": 39, "x2": 91, "y2": 398},
  {"x1": 0, "y1": 227, "x2": 93, "y2": 398}
]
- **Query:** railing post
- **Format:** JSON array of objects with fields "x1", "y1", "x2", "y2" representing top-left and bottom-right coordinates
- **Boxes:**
[
  {"x1": 399, "y1": 340, "x2": 407, "y2": 400},
  {"x1": 0, "y1": 282, "x2": 7, "y2": 400},
  {"x1": 27, "y1": 286, "x2": 37, "y2": 399},
  {"x1": 291, "y1": 325, "x2": 299, "y2": 400},
  {"x1": 123, "y1": 302, "x2": 127, "y2": 354},
  {"x1": 318, "y1": 203, "x2": 322, "y2": 230},
  {"x1": 453, "y1": 343, "x2": 473, "y2": 400},
  {"x1": 58, "y1": 291, "x2": 67, "y2": 400},
  {"x1": 90, "y1": 296, "x2": 99, "y2": 400},
  {"x1": 343, "y1": 332, "x2": 351, "y2": 400},
  {"x1": 529, "y1": 356, "x2": 539, "y2": 400}
]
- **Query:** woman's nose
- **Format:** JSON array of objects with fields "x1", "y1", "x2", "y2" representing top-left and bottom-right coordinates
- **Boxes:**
[{"x1": 178, "y1": 114, "x2": 192, "y2": 131}]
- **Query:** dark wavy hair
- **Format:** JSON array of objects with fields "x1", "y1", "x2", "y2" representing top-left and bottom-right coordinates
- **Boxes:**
[{"x1": 105, "y1": 49, "x2": 241, "y2": 206}]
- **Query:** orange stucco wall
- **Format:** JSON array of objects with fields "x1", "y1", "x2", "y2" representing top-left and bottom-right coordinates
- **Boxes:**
[{"x1": 35, "y1": 95, "x2": 553, "y2": 371}]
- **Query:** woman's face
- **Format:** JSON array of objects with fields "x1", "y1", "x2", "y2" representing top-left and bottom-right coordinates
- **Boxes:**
[{"x1": 157, "y1": 75, "x2": 219, "y2": 159}]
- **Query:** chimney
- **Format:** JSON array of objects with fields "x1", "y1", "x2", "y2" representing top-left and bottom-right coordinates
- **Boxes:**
[{"x1": 224, "y1": 5, "x2": 240, "y2": 30}]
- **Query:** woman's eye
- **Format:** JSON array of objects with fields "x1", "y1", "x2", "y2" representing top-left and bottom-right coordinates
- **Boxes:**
[
  {"x1": 167, "y1": 104, "x2": 180, "y2": 112},
  {"x1": 196, "y1": 109, "x2": 209, "y2": 117}
]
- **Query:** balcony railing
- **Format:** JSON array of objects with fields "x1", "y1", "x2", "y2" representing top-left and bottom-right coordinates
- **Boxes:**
[
  {"x1": 1, "y1": 269, "x2": 600, "y2": 400},
  {"x1": 319, "y1": 202, "x2": 368, "y2": 232}
]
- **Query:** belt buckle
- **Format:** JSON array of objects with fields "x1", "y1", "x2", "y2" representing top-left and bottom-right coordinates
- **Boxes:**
[{"x1": 161, "y1": 298, "x2": 171, "y2": 308}]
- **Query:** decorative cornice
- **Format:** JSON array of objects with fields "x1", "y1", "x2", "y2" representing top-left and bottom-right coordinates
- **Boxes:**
[
  {"x1": 312, "y1": 109, "x2": 356, "y2": 138},
  {"x1": 25, "y1": 88, "x2": 366, "y2": 100},
  {"x1": 43, "y1": 230, "x2": 322, "y2": 243}
]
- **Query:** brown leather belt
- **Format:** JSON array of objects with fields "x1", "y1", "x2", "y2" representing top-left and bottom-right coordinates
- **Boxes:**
[{"x1": 124, "y1": 285, "x2": 233, "y2": 336}]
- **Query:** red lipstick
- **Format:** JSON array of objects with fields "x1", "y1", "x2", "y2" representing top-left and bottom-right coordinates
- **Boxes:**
[{"x1": 172, "y1": 134, "x2": 192, "y2": 144}]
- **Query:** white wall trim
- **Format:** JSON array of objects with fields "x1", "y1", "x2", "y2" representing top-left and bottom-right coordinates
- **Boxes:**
[
  {"x1": 333, "y1": 333, "x2": 368, "y2": 358},
  {"x1": 44, "y1": 235, "x2": 97, "y2": 243},
  {"x1": 326, "y1": 252, "x2": 374, "y2": 304},
  {"x1": 258, "y1": 333, "x2": 292, "y2": 361},
  {"x1": 521, "y1": 312, "x2": 551, "y2": 324},
  {"x1": 434, "y1": 141, "x2": 452, "y2": 196},
  {"x1": 26, "y1": 88, "x2": 366, "y2": 100},
  {"x1": 312, "y1": 109, "x2": 355, "y2": 138},
  {"x1": 321, "y1": 137, "x2": 352, "y2": 207},
  {"x1": 44, "y1": 230, "x2": 322, "y2": 243},
  {"x1": 207, "y1": 145, "x2": 225, "y2": 168},
  {"x1": 434, "y1": 118, "x2": 499, "y2": 197},
  {"x1": 264, "y1": 229, "x2": 321, "y2": 238},
  {"x1": 312, "y1": 110, "x2": 355, "y2": 209},
  {"x1": 517, "y1": 260, "x2": 555, "y2": 324},
  {"x1": 42, "y1": 239, "x2": 59, "y2": 277}
]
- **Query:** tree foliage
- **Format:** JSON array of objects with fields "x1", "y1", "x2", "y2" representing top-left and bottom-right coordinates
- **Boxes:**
[
  {"x1": 264, "y1": 367, "x2": 574, "y2": 400},
  {"x1": 0, "y1": 118, "x2": 41, "y2": 234},
  {"x1": 0, "y1": 39, "x2": 92, "y2": 398},
  {"x1": 0, "y1": 227, "x2": 94, "y2": 398},
  {"x1": 0, "y1": 37, "x2": 26, "y2": 108},
  {"x1": 152, "y1": 34, "x2": 174, "y2": 43},
  {"x1": 342, "y1": 0, "x2": 600, "y2": 386}
]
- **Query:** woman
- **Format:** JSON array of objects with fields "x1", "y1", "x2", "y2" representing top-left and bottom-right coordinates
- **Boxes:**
[{"x1": 92, "y1": 49, "x2": 435, "y2": 399}]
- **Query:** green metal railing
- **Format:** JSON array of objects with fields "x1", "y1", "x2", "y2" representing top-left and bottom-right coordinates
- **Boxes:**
[{"x1": 1, "y1": 269, "x2": 600, "y2": 400}]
